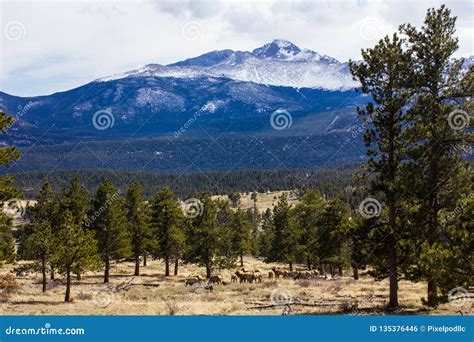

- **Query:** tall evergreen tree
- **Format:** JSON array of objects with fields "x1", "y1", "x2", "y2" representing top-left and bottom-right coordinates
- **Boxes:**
[
  {"x1": 266, "y1": 193, "x2": 298, "y2": 270},
  {"x1": 150, "y1": 187, "x2": 185, "y2": 276},
  {"x1": 231, "y1": 209, "x2": 252, "y2": 267},
  {"x1": 90, "y1": 179, "x2": 129, "y2": 283},
  {"x1": 350, "y1": 32, "x2": 414, "y2": 307},
  {"x1": 25, "y1": 221, "x2": 53, "y2": 292},
  {"x1": 0, "y1": 110, "x2": 21, "y2": 265},
  {"x1": 53, "y1": 210, "x2": 100, "y2": 302},
  {"x1": 185, "y1": 193, "x2": 234, "y2": 278},
  {"x1": 60, "y1": 177, "x2": 90, "y2": 226},
  {"x1": 401, "y1": 5, "x2": 473, "y2": 306},
  {"x1": 291, "y1": 189, "x2": 324, "y2": 270},
  {"x1": 246, "y1": 207, "x2": 260, "y2": 256},
  {"x1": 125, "y1": 182, "x2": 151, "y2": 276},
  {"x1": 317, "y1": 198, "x2": 352, "y2": 276},
  {"x1": 18, "y1": 181, "x2": 59, "y2": 280},
  {"x1": 258, "y1": 208, "x2": 273, "y2": 258},
  {"x1": 0, "y1": 214, "x2": 15, "y2": 264},
  {"x1": 0, "y1": 110, "x2": 20, "y2": 203}
]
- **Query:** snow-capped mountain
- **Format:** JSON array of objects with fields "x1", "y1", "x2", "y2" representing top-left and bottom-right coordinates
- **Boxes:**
[{"x1": 98, "y1": 39, "x2": 357, "y2": 91}]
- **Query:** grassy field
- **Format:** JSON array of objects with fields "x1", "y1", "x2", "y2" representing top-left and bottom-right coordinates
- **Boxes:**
[
  {"x1": 0, "y1": 257, "x2": 468, "y2": 316},
  {"x1": 212, "y1": 190, "x2": 300, "y2": 212}
]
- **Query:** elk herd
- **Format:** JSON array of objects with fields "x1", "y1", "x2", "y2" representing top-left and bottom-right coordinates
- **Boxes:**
[{"x1": 184, "y1": 266, "x2": 326, "y2": 289}]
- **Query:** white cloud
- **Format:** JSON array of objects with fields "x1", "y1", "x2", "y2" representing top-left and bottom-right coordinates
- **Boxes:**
[{"x1": 0, "y1": 0, "x2": 472, "y2": 96}]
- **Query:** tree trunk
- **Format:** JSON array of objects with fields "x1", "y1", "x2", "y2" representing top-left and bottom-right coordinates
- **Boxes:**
[
  {"x1": 427, "y1": 278, "x2": 438, "y2": 307},
  {"x1": 306, "y1": 256, "x2": 311, "y2": 270},
  {"x1": 427, "y1": 196, "x2": 439, "y2": 307},
  {"x1": 388, "y1": 201, "x2": 398, "y2": 308},
  {"x1": 165, "y1": 256, "x2": 170, "y2": 276},
  {"x1": 76, "y1": 273, "x2": 81, "y2": 280},
  {"x1": 240, "y1": 253, "x2": 244, "y2": 267},
  {"x1": 41, "y1": 254, "x2": 47, "y2": 292},
  {"x1": 134, "y1": 253, "x2": 140, "y2": 276},
  {"x1": 174, "y1": 258, "x2": 179, "y2": 276},
  {"x1": 50, "y1": 268, "x2": 55, "y2": 280},
  {"x1": 353, "y1": 266, "x2": 359, "y2": 280},
  {"x1": 205, "y1": 264, "x2": 211, "y2": 279},
  {"x1": 289, "y1": 261, "x2": 293, "y2": 271},
  {"x1": 64, "y1": 268, "x2": 71, "y2": 302},
  {"x1": 143, "y1": 253, "x2": 147, "y2": 267},
  {"x1": 318, "y1": 264, "x2": 324, "y2": 274},
  {"x1": 104, "y1": 256, "x2": 110, "y2": 283},
  {"x1": 338, "y1": 266, "x2": 343, "y2": 277}
]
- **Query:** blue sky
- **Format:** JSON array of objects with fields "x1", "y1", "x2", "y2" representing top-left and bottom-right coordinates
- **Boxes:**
[{"x1": 1, "y1": 0, "x2": 473, "y2": 97}]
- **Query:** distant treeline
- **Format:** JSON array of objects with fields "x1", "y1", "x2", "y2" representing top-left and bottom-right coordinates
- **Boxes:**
[{"x1": 12, "y1": 165, "x2": 361, "y2": 200}]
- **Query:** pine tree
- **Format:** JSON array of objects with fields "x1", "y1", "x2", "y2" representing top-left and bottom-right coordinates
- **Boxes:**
[
  {"x1": 258, "y1": 208, "x2": 273, "y2": 258},
  {"x1": 291, "y1": 189, "x2": 324, "y2": 270},
  {"x1": 251, "y1": 192, "x2": 258, "y2": 207},
  {"x1": 228, "y1": 193, "x2": 241, "y2": 208},
  {"x1": 150, "y1": 187, "x2": 185, "y2": 276},
  {"x1": 24, "y1": 221, "x2": 53, "y2": 292},
  {"x1": 267, "y1": 193, "x2": 298, "y2": 270},
  {"x1": 60, "y1": 177, "x2": 90, "y2": 226},
  {"x1": 0, "y1": 213, "x2": 15, "y2": 264},
  {"x1": 53, "y1": 210, "x2": 100, "y2": 302},
  {"x1": 185, "y1": 193, "x2": 234, "y2": 278},
  {"x1": 401, "y1": 5, "x2": 473, "y2": 306},
  {"x1": 246, "y1": 207, "x2": 260, "y2": 256},
  {"x1": 231, "y1": 209, "x2": 252, "y2": 267},
  {"x1": 350, "y1": 32, "x2": 414, "y2": 307},
  {"x1": 90, "y1": 179, "x2": 130, "y2": 283},
  {"x1": 317, "y1": 198, "x2": 352, "y2": 276},
  {"x1": 0, "y1": 110, "x2": 20, "y2": 265},
  {"x1": 125, "y1": 182, "x2": 151, "y2": 276},
  {"x1": 18, "y1": 181, "x2": 59, "y2": 280},
  {"x1": 0, "y1": 110, "x2": 20, "y2": 203}
]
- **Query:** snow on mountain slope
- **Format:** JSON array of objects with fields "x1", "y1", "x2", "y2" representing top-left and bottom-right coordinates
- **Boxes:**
[{"x1": 97, "y1": 39, "x2": 358, "y2": 90}]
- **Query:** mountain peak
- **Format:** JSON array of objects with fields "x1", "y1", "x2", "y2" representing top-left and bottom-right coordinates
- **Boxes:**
[{"x1": 252, "y1": 39, "x2": 301, "y2": 59}]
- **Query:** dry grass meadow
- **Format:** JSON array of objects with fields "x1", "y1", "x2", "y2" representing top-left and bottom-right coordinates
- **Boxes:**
[
  {"x1": 212, "y1": 190, "x2": 300, "y2": 211},
  {"x1": 0, "y1": 256, "x2": 469, "y2": 316},
  {"x1": 1, "y1": 192, "x2": 471, "y2": 316}
]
